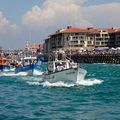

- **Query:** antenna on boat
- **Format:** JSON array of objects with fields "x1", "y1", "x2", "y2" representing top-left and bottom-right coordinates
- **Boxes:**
[
  {"x1": 26, "y1": 41, "x2": 29, "y2": 50},
  {"x1": 69, "y1": 36, "x2": 72, "y2": 59}
]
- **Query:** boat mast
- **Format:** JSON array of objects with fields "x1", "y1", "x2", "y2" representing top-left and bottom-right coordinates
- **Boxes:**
[{"x1": 70, "y1": 36, "x2": 72, "y2": 59}]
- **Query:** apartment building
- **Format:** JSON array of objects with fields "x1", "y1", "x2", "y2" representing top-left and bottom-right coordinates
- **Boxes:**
[
  {"x1": 44, "y1": 26, "x2": 120, "y2": 53},
  {"x1": 115, "y1": 29, "x2": 120, "y2": 47},
  {"x1": 44, "y1": 26, "x2": 90, "y2": 52}
]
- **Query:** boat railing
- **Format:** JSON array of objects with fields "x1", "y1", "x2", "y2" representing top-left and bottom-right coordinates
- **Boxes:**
[{"x1": 66, "y1": 56, "x2": 73, "y2": 62}]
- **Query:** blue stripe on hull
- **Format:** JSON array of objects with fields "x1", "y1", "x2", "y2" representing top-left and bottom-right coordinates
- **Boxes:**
[
  {"x1": 15, "y1": 64, "x2": 41, "y2": 73},
  {"x1": 0, "y1": 65, "x2": 10, "y2": 71}
]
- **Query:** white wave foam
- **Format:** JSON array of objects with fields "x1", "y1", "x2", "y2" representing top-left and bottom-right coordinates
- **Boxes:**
[
  {"x1": 76, "y1": 78, "x2": 103, "y2": 86},
  {"x1": 41, "y1": 79, "x2": 103, "y2": 87},
  {"x1": 94, "y1": 63, "x2": 106, "y2": 65},
  {"x1": 27, "y1": 81, "x2": 41, "y2": 85},
  {"x1": 21, "y1": 76, "x2": 42, "y2": 82},
  {"x1": 26, "y1": 78, "x2": 103, "y2": 87},
  {"x1": 41, "y1": 81, "x2": 74, "y2": 87},
  {"x1": 0, "y1": 72, "x2": 27, "y2": 76},
  {"x1": 15, "y1": 72, "x2": 28, "y2": 76},
  {"x1": 87, "y1": 73, "x2": 95, "y2": 77},
  {"x1": 33, "y1": 70, "x2": 43, "y2": 76},
  {"x1": 0, "y1": 69, "x2": 43, "y2": 77}
]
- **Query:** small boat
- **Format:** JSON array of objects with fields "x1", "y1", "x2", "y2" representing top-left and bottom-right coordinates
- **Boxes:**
[
  {"x1": 0, "y1": 57, "x2": 11, "y2": 72},
  {"x1": 42, "y1": 51, "x2": 87, "y2": 84},
  {"x1": 15, "y1": 56, "x2": 43, "y2": 75}
]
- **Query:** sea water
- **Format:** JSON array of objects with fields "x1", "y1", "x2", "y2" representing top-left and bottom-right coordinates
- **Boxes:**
[{"x1": 0, "y1": 64, "x2": 120, "y2": 120}]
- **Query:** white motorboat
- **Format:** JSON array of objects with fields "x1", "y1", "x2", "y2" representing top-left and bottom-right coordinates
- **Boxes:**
[{"x1": 42, "y1": 51, "x2": 87, "y2": 84}]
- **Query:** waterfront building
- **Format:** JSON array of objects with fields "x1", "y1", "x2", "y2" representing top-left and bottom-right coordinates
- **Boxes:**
[
  {"x1": 88, "y1": 28, "x2": 116, "y2": 48},
  {"x1": 44, "y1": 26, "x2": 89, "y2": 52},
  {"x1": 38, "y1": 43, "x2": 44, "y2": 52},
  {"x1": 115, "y1": 29, "x2": 120, "y2": 47},
  {"x1": 25, "y1": 41, "x2": 39, "y2": 54},
  {"x1": 44, "y1": 26, "x2": 120, "y2": 53}
]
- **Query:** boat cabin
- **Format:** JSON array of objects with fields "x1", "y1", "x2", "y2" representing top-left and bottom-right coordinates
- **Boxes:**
[
  {"x1": 48, "y1": 60, "x2": 71, "y2": 72},
  {"x1": 19, "y1": 56, "x2": 38, "y2": 66},
  {"x1": 47, "y1": 59, "x2": 77, "y2": 73},
  {"x1": 47, "y1": 51, "x2": 77, "y2": 73}
]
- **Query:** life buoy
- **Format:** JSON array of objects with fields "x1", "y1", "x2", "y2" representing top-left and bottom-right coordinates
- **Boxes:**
[{"x1": 49, "y1": 55, "x2": 53, "y2": 61}]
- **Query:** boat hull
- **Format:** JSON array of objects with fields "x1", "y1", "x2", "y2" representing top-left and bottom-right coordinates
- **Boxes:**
[
  {"x1": 0, "y1": 65, "x2": 10, "y2": 72},
  {"x1": 15, "y1": 64, "x2": 42, "y2": 75},
  {"x1": 43, "y1": 67, "x2": 87, "y2": 84}
]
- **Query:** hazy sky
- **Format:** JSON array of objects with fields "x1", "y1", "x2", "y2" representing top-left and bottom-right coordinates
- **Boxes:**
[{"x1": 0, "y1": 0, "x2": 120, "y2": 49}]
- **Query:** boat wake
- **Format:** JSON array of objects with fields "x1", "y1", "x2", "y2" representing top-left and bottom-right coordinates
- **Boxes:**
[
  {"x1": 0, "y1": 70, "x2": 43, "y2": 77},
  {"x1": 0, "y1": 72, "x2": 28, "y2": 76},
  {"x1": 42, "y1": 81, "x2": 75, "y2": 87},
  {"x1": 27, "y1": 81, "x2": 41, "y2": 86},
  {"x1": 21, "y1": 76, "x2": 42, "y2": 82},
  {"x1": 33, "y1": 70, "x2": 43, "y2": 76},
  {"x1": 27, "y1": 78, "x2": 103, "y2": 87},
  {"x1": 27, "y1": 81, "x2": 74, "y2": 87},
  {"x1": 76, "y1": 78, "x2": 103, "y2": 86},
  {"x1": 0, "y1": 71, "x2": 103, "y2": 87}
]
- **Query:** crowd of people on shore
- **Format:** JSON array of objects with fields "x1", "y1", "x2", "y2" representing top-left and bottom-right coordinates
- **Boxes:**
[{"x1": 70, "y1": 47, "x2": 120, "y2": 56}]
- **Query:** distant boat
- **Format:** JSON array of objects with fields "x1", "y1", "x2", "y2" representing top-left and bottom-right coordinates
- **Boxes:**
[
  {"x1": 0, "y1": 57, "x2": 11, "y2": 72},
  {"x1": 15, "y1": 56, "x2": 43, "y2": 75},
  {"x1": 42, "y1": 51, "x2": 87, "y2": 84}
]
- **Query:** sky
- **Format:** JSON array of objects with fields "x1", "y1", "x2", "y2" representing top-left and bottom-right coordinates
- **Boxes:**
[{"x1": 0, "y1": 0, "x2": 120, "y2": 49}]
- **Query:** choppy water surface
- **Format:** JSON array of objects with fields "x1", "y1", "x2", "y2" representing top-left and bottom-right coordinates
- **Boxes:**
[{"x1": 0, "y1": 64, "x2": 120, "y2": 120}]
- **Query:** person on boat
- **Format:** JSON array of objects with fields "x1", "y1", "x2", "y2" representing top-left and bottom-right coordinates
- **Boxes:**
[
  {"x1": 57, "y1": 65, "x2": 62, "y2": 71},
  {"x1": 48, "y1": 63, "x2": 54, "y2": 73},
  {"x1": 15, "y1": 62, "x2": 21, "y2": 68},
  {"x1": 63, "y1": 63, "x2": 67, "y2": 70},
  {"x1": 70, "y1": 60, "x2": 78, "y2": 69},
  {"x1": 56, "y1": 62, "x2": 65, "y2": 71}
]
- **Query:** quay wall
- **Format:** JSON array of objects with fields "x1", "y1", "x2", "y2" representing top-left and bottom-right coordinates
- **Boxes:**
[{"x1": 71, "y1": 54, "x2": 120, "y2": 64}]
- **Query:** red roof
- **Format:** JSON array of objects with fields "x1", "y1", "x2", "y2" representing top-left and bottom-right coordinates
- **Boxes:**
[
  {"x1": 27, "y1": 44, "x2": 39, "y2": 49},
  {"x1": 39, "y1": 43, "x2": 44, "y2": 50},
  {"x1": 106, "y1": 28, "x2": 116, "y2": 33},
  {"x1": 50, "y1": 27, "x2": 120, "y2": 36},
  {"x1": 87, "y1": 28, "x2": 117, "y2": 33},
  {"x1": 115, "y1": 29, "x2": 120, "y2": 33},
  {"x1": 62, "y1": 27, "x2": 88, "y2": 33}
]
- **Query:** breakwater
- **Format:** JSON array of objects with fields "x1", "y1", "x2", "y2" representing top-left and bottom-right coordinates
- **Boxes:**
[{"x1": 71, "y1": 54, "x2": 120, "y2": 64}]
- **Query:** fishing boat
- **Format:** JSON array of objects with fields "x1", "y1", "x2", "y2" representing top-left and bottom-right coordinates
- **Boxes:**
[
  {"x1": 15, "y1": 56, "x2": 43, "y2": 75},
  {"x1": 0, "y1": 57, "x2": 11, "y2": 72},
  {"x1": 42, "y1": 51, "x2": 87, "y2": 84}
]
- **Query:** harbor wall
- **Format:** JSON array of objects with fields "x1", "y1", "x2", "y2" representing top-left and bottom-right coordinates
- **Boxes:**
[{"x1": 71, "y1": 54, "x2": 120, "y2": 64}]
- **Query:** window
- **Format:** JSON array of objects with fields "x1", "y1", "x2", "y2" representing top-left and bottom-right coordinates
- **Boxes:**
[
  {"x1": 96, "y1": 34, "x2": 100, "y2": 37},
  {"x1": 101, "y1": 42, "x2": 104, "y2": 44},
  {"x1": 88, "y1": 41, "x2": 91, "y2": 44},
  {"x1": 80, "y1": 41, "x2": 84, "y2": 43},
  {"x1": 96, "y1": 38, "x2": 101, "y2": 41},
  {"x1": 80, "y1": 36, "x2": 84, "y2": 39},
  {"x1": 96, "y1": 42, "x2": 100, "y2": 45},
  {"x1": 75, "y1": 33, "x2": 79, "y2": 35},
  {"x1": 90, "y1": 37, "x2": 93, "y2": 40}
]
